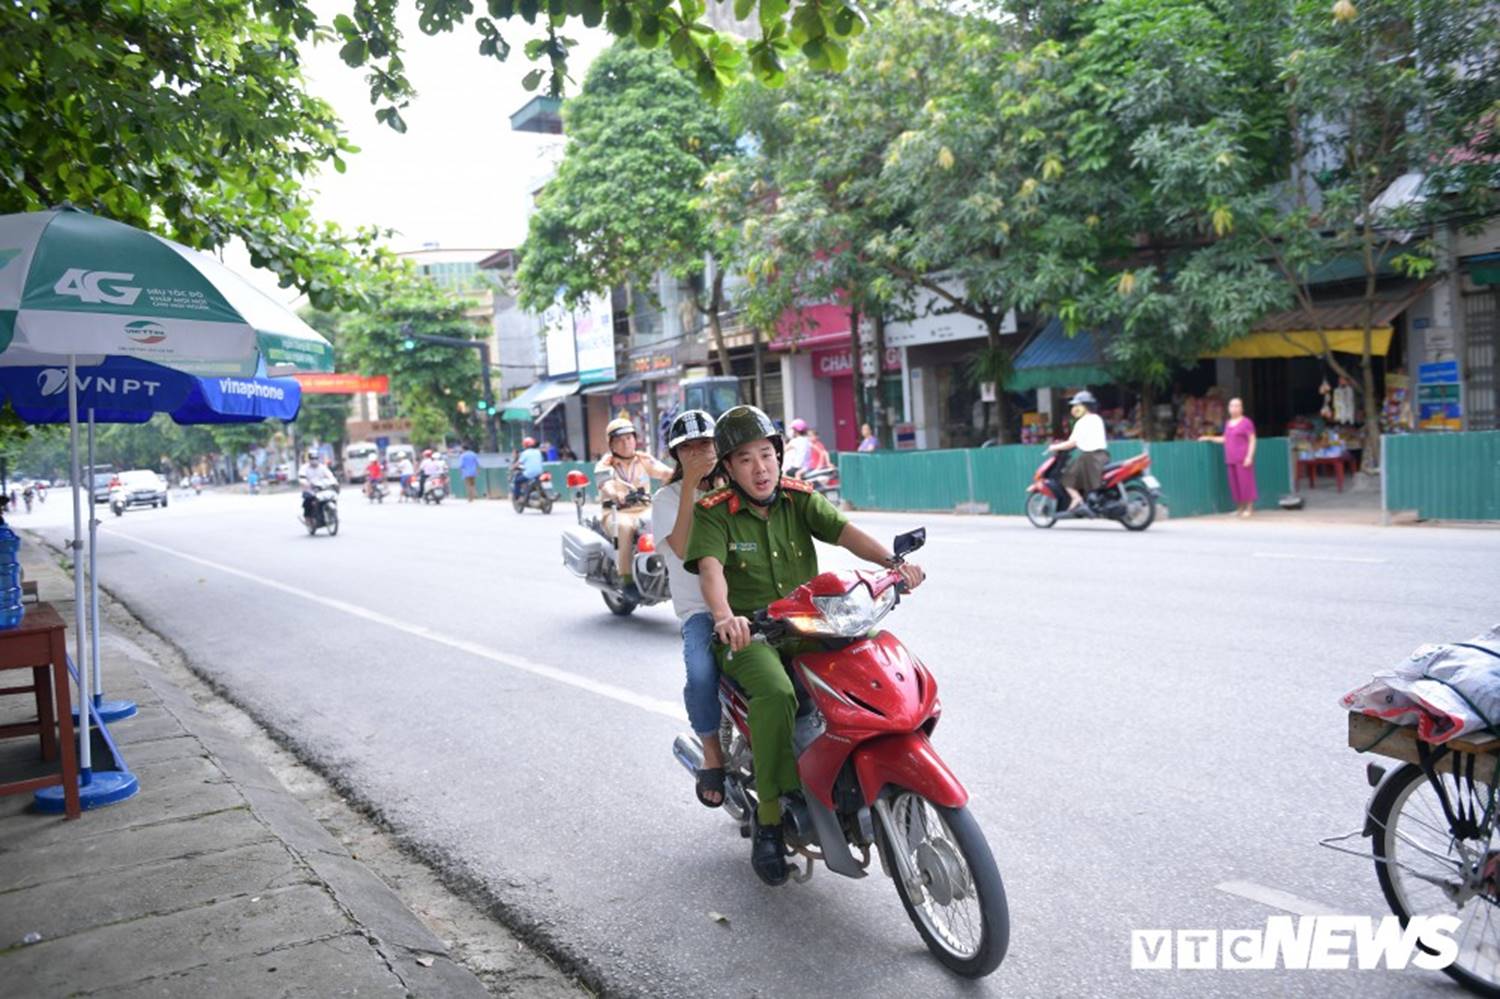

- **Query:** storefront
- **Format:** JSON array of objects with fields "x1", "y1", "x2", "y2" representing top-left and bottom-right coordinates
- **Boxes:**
[{"x1": 810, "y1": 345, "x2": 902, "y2": 451}]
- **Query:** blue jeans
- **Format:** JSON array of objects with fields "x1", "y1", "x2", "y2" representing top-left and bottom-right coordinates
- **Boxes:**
[
  {"x1": 681, "y1": 612, "x2": 721, "y2": 736},
  {"x1": 512, "y1": 473, "x2": 532, "y2": 499}
]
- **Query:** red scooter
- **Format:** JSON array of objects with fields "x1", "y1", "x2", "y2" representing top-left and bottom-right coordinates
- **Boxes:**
[
  {"x1": 1024, "y1": 448, "x2": 1160, "y2": 530},
  {"x1": 673, "y1": 528, "x2": 1009, "y2": 978}
]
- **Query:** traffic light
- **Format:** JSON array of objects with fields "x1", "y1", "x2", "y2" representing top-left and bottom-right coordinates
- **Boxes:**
[{"x1": 402, "y1": 338, "x2": 416, "y2": 350}]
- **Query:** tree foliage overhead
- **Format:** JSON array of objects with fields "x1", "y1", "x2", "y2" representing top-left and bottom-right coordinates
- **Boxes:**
[
  {"x1": 516, "y1": 41, "x2": 734, "y2": 312},
  {"x1": 1, "y1": 0, "x2": 401, "y2": 311}
]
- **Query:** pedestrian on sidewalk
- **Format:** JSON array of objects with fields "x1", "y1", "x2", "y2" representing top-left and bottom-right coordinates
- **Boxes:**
[
  {"x1": 1199, "y1": 397, "x2": 1258, "y2": 517},
  {"x1": 459, "y1": 442, "x2": 479, "y2": 502},
  {"x1": 858, "y1": 423, "x2": 878, "y2": 452}
]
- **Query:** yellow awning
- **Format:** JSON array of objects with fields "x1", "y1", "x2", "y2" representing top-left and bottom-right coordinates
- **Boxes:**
[{"x1": 1208, "y1": 327, "x2": 1393, "y2": 360}]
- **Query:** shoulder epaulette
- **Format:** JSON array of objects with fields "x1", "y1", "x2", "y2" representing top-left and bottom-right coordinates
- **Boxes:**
[
  {"x1": 780, "y1": 476, "x2": 814, "y2": 494},
  {"x1": 698, "y1": 487, "x2": 735, "y2": 509}
]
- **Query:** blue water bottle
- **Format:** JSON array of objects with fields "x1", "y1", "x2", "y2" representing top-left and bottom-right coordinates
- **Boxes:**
[{"x1": 0, "y1": 506, "x2": 25, "y2": 629}]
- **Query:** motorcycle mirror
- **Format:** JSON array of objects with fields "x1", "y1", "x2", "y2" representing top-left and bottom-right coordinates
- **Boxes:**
[{"x1": 893, "y1": 528, "x2": 926, "y2": 559}]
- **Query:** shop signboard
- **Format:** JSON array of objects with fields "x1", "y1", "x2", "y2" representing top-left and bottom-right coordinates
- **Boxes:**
[
  {"x1": 542, "y1": 301, "x2": 575, "y2": 377},
  {"x1": 894, "y1": 423, "x2": 917, "y2": 450},
  {"x1": 292, "y1": 373, "x2": 390, "y2": 394},
  {"x1": 1417, "y1": 360, "x2": 1462, "y2": 431},
  {"x1": 812, "y1": 346, "x2": 901, "y2": 378},
  {"x1": 882, "y1": 284, "x2": 1016, "y2": 348},
  {"x1": 573, "y1": 293, "x2": 616, "y2": 385},
  {"x1": 629, "y1": 343, "x2": 679, "y2": 380}
]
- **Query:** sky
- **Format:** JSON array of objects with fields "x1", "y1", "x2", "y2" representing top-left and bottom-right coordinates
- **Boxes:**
[{"x1": 229, "y1": 7, "x2": 612, "y2": 303}]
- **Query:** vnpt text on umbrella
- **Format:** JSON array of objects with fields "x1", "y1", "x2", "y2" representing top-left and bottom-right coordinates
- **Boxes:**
[{"x1": 37, "y1": 368, "x2": 163, "y2": 398}]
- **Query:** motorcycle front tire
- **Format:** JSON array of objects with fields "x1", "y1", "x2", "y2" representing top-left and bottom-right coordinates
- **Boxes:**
[
  {"x1": 326, "y1": 508, "x2": 339, "y2": 536},
  {"x1": 111, "y1": 505, "x2": 124, "y2": 518},
  {"x1": 541, "y1": 494, "x2": 554, "y2": 514},
  {"x1": 883, "y1": 795, "x2": 1009, "y2": 979},
  {"x1": 1024, "y1": 491, "x2": 1057, "y2": 529}
]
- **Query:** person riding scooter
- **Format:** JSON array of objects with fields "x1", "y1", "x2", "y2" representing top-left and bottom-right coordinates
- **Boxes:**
[
  {"x1": 298, "y1": 450, "x2": 337, "y2": 523},
  {"x1": 512, "y1": 437, "x2": 544, "y2": 500},
  {"x1": 1047, "y1": 390, "x2": 1109, "y2": 516},
  {"x1": 594, "y1": 418, "x2": 672, "y2": 602},
  {"x1": 683, "y1": 405, "x2": 926, "y2": 886},
  {"x1": 417, "y1": 449, "x2": 442, "y2": 500}
]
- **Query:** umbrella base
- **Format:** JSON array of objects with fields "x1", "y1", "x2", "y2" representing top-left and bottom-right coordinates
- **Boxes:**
[
  {"x1": 74, "y1": 698, "x2": 137, "y2": 724},
  {"x1": 34, "y1": 769, "x2": 139, "y2": 813}
]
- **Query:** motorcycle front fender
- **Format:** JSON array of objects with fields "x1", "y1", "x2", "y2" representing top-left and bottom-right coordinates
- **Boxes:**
[{"x1": 853, "y1": 731, "x2": 968, "y2": 809}]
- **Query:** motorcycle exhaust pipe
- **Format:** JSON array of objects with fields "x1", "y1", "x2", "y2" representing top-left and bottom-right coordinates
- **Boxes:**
[{"x1": 672, "y1": 734, "x2": 704, "y2": 776}]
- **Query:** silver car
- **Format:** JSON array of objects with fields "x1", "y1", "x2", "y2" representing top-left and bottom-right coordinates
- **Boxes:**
[{"x1": 110, "y1": 470, "x2": 170, "y2": 513}]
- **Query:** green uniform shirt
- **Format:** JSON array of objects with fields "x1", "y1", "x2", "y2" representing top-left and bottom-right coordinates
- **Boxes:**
[{"x1": 684, "y1": 478, "x2": 850, "y2": 616}]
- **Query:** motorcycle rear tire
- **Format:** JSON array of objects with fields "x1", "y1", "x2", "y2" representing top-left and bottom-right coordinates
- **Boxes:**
[
  {"x1": 1024, "y1": 492, "x2": 1057, "y2": 529},
  {"x1": 882, "y1": 795, "x2": 1009, "y2": 979},
  {"x1": 602, "y1": 591, "x2": 637, "y2": 616},
  {"x1": 1120, "y1": 483, "x2": 1156, "y2": 532},
  {"x1": 112, "y1": 506, "x2": 124, "y2": 518},
  {"x1": 305, "y1": 517, "x2": 317, "y2": 536}
]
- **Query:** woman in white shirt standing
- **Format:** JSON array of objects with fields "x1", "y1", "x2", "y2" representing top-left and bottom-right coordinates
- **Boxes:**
[
  {"x1": 1047, "y1": 390, "x2": 1109, "y2": 515},
  {"x1": 651, "y1": 410, "x2": 728, "y2": 807}
]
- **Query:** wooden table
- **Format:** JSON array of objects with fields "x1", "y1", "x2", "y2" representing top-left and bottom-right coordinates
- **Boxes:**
[
  {"x1": 1297, "y1": 453, "x2": 1358, "y2": 492},
  {"x1": 0, "y1": 602, "x2": 80, "y2": 818}
]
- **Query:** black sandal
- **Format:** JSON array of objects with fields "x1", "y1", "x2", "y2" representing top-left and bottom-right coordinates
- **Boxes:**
[{"x1": 695, "y1": 767, "x2": 725, "y2": 809}]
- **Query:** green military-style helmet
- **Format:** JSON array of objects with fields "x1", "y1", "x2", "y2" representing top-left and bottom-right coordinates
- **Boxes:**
[{"x1": 713, "y1": 405, "x2": 784, "y2": 466}]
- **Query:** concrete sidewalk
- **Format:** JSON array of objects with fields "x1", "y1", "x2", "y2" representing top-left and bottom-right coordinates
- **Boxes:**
[{"x1": 0, "y1": 546, "x2": 572, "y2": 997}]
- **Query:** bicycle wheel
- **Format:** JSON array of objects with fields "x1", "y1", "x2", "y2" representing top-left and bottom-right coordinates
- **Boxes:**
[
  {"x1": 1371, "y1": 762, "x2": 1500, "y2": 996},
  {"x1": 881, "y1": 790, "x2": 1008, "y2": 978}
]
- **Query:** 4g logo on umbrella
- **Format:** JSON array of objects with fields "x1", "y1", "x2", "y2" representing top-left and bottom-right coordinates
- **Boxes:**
[{"x1": 52, "y1": 267, "x2": 142, "y2": 306}]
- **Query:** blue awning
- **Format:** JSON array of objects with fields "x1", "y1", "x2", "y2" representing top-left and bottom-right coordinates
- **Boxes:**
[{"x1": 1008, "y1": 318, "x2": 1114, "y2": 391}]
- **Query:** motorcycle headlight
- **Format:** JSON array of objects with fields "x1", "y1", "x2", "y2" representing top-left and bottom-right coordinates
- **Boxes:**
[{"x1": 789, "y1": 583, "x2": 897, "y2": 638}]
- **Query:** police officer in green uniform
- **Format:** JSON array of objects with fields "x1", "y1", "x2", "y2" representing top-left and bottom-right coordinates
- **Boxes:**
[{"x1": 685, "y1": 406, "x2": 926, "y2": 885}]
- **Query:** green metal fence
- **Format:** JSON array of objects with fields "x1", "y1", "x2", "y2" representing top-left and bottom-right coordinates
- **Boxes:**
[
  {"x1": 464, "y1": 460, "x2": 600, "y2": 502},
  {"x1": 837, "y1": 438, "x2": 1292, "y2": 518},
  {"x1": 1385, "y1": 431, "x2": 1500, "y2": 521}
]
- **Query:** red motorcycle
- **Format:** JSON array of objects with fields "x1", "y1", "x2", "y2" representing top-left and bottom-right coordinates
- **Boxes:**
[
  {"x1": 673, "y1": 529, "x2": 1009, "y2": 978},
  {"x1": 1024, "y1": 448, "x2": 1160, "y2": 530}
]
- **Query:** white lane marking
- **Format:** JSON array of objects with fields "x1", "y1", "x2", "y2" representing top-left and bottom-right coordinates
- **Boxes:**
[
  {"x1": 1215, "y1": 880, "x2": 1342, "y2": 916},
  {"x1": 1252, "y1": 552, "x2": 1387, "y2": 565},
  {"x1": 107, "y1": 530, "x2": 687, "y2": 722}
]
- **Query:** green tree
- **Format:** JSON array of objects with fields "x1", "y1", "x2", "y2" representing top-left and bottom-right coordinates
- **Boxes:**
[
  {"x1": 1235, "y1": 0, "x2": 1500, "y2": 465},
  {"x1": 516, "y1": 41, "x2": 739, "y2": 372},
  {"x1": 314, "y1": 279, "x2": 487, "y2": 447},
  {"x1": 2, "y1": 0, "x2": 398, "y2": 311}
]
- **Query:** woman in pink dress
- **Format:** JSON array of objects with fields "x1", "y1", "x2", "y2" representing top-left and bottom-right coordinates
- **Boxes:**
[{"x1": 1199, "y1": 397, "x2": 1258, "y2": 518}]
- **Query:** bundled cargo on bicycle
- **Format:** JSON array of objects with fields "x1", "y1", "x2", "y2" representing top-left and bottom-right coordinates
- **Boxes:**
[{"x1": 1329, "y1": 626, "x2": 1500, "y2": 996}]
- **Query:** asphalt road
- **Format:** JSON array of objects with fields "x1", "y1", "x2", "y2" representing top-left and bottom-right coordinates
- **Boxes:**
[{"x1": 24, "y1": 483, "x2": 1500, "y2": 998}]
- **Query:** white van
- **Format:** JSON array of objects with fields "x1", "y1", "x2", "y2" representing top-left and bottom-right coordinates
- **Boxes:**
[{"x1": 342, "y1": 441, "x2": 380, "y2": 482}]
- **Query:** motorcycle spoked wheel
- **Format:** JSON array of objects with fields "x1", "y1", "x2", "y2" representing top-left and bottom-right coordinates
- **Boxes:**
[
  {"x1": 325, "y1": 508, "x2": 339, "y2": 536},
  {"x1": 1024, "y1": 491, "x2": 1057, "y2": 528},
  {"x1": 880, "y1": 790, "x2": 1009, "y2": 978},
  {"x1": 1120, "y1": 483, "x2": 1156, "y2": 531}
]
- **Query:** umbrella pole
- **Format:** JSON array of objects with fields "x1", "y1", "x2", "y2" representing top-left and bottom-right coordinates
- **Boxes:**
[
  {"x1": 35, "y1": 359, "x2": 140, "y2": 813},
  {"x1": 66, "y1": 356, "x2": 91, "y2": 781},
  {"x1": 85, "y1": 409, "x2": 135, "y2": 723}
]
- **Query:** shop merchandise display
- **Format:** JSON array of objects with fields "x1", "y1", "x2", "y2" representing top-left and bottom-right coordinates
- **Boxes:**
[
  {"x1": 1288, "y1": 417, "x2": 1359, "y2": 460},
  {"x1": 1176, "y1": 391, "x2": 1227, "y2": 441},
  {"x1": 1382, "y1": 370, "x2": 1414, "y2": 433}
]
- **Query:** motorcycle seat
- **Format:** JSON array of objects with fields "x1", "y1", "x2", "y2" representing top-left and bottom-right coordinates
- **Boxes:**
[{"x1": 721, "y1": 659, "x2": 815, "y2": 717}]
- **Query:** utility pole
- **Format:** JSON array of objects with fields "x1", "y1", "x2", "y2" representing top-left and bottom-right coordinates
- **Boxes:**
[{"x1": 401, "y1": 328, "x2": 501, "y2": 453}]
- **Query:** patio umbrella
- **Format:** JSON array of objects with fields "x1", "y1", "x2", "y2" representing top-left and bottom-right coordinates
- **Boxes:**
[{"x1": 0, "y1": 207, "x2": 330, "y2": 809}]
